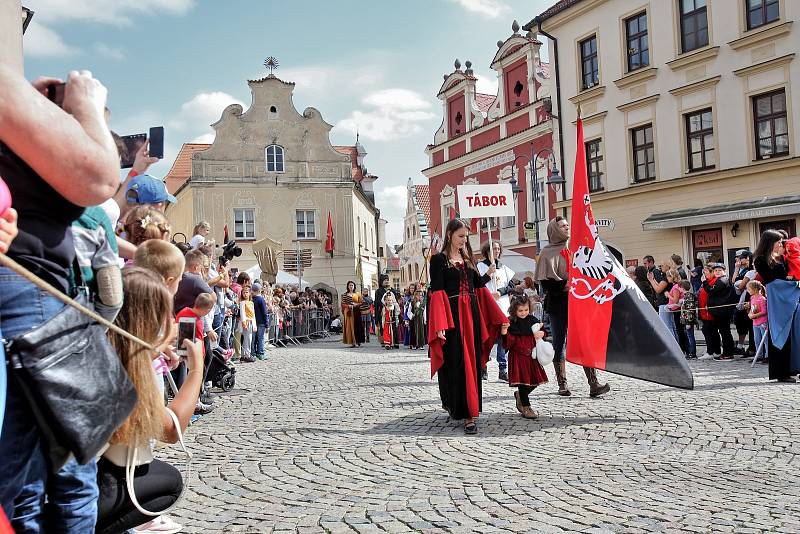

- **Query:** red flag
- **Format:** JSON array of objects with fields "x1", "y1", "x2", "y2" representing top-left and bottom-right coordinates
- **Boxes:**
[
  {"x1": 448, "y1": 206, "x2": 457, "y2": 221},
  {"x1": 325, "y1": 212, "x2": 335, "y2": 257},
  {"x1": 566, "y1": 119, "x2": 692, "y2": 389},
  {"x1": 223, "y1": 224, "x2": 229, "y2": 244}
]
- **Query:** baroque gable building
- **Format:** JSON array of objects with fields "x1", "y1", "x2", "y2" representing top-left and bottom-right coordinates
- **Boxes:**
[
  {"x1": 399, "y1": 179, "x2": 431, "y2": 287},
  {"x1": 166, "y1": 74, "x2": 382, "y2": 292}
]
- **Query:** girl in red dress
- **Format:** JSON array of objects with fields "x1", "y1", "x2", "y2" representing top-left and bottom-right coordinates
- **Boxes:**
[
  {"x1": 428, "y1": 218, "x2": 509, "y2": 434},
  {"x1": 501, "y1": 295, "x2": 549, "y2": 419}
]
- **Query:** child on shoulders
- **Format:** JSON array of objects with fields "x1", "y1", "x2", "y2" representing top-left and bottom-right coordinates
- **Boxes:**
[{"x1": 500, "y1": 295, "x2": 549, "y2": 419}]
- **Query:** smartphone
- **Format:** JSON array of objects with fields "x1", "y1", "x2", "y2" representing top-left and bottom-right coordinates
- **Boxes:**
[
  {"x1": 148, "y1": 126, "x2": 164, "y2": 159},
  {"x1": 120, "y1": 133, "x2": 147, "y2": 169},
  {"x1": 46, "y1": 83, "x2": 66, "y2": 108},
  {"x1": 176, "y1": 317, "x2": 196, "y2": 356}
]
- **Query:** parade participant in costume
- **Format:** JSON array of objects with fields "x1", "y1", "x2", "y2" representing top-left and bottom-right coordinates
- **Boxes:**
[
  {"x1": 341, "y1": 281, "x2": 364, "y2": 348},
  {"x1": 381, "y1": 292, "x2": 401, "y2": 349},
  {"x1": 361, "y1": 288, "x2": 374, "y2": 342},
  {"x1": 753, "y1": 230, "x2": 799, "y2": 382},
  {"x1": 478, "y1": 241, "x2": 515, "y2": 381},
  {"x1": 501, "y1": 295, "x2": 549, "y2": 419},
  {"x1": 535, "y1": 216, "x2": 610, "y2": 397},
  {"x1": 409, "y1": 290, "x2": 427, "y2": 349},
  {"x1": 374, "y1": 276, "x2": 391, "y2": 328},
  {"x1": 427, "y1": 219, "x2": 509, "y2": 434}
]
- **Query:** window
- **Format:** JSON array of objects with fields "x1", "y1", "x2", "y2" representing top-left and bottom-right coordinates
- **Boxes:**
[
  {"x1": 579, "y1": 35, "x2": 599, "y2": 90},
  {"x1": 685, "y1": 108, "x2": 715, "y2": 171},
  {"x1": 586, "y1": 139, "x2": 604, "y2": 191},
  {"x1": 233, "y1": 209, "x2": 255, "y2": 240},
  {"x1": 480, "y1": 218, "x2": 499, "y2": 231},
  {"x1": 679, "y1": 0, "x2": 709, "y2": 53},
  {"x1": 625, "y1": 12, "x2": 649, "y2": 71},
  {"x1": 747, "y1": 0, "x2": 779, "y2": 30},
  {"x1": 296, "y1": 210, "x2": 316, "y2": 239},
  {"x1": 393, "y1": 279, "x2": 400, "y2": 292},
  {"x1": 753, "y1": 89, "x2": 789, "y2": 159},
  {"x1": 631, "y1": 124, "x2": 656, "y2": 182},
  {"x1": 501, "y1": 215, "x2": 516, "y2": 228},
  {"x1": 266, "y1": 145, "x2": 284, "y2": 172}
]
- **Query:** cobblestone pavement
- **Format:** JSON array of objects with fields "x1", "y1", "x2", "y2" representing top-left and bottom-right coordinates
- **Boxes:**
[{"x1": 166, "y1": 339, "x2": 800, "y2": 533}]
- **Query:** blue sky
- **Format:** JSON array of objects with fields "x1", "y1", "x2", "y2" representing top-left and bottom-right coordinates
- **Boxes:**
[{"x1": 22, "y1": 0, "x2": 553, "y2": 245}]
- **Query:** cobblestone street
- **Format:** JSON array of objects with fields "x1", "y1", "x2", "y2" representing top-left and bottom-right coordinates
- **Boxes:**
[{"x1": 169, "y1": 340, "x2": 800, "y2": 533}]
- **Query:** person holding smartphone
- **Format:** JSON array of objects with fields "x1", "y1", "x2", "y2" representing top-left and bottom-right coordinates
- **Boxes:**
[{"x1": 0, "y1": 4, "x2": 122, "y2": 528}]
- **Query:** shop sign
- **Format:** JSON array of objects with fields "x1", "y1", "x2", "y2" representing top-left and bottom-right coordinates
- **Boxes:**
[
  {"x1": 693, "y1": 228, "x2": 722, "y2": 249},
  {"x1": 625, "y1": 259, "x2": 639, "y2": 268},
  {"x1": 463, "y1": 150, "x2": 515, "y2": 176},
  {"x1": 524, "y1": 222, "x2": 536, "y2": 241},
  {"x1": 595, "y1": 218, "x2": 615, "y2": 230}
]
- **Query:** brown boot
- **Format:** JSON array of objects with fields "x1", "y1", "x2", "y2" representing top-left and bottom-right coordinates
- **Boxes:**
[
  {"x1": 584, "y1": 367, "x2": 610, "y2": 397},
  {"x1": 553, "y1": 361, "x2": 571, "y2": 396}
]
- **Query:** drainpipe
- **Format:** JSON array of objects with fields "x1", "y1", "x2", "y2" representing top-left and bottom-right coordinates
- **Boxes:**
[{"x1": 532, "y1": 16, "x2": 567, "y2": 217}]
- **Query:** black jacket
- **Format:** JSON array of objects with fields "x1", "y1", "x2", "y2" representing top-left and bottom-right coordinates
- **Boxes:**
[{"x1": 702, "y1": 276, "x2": 732, "y2": 317}]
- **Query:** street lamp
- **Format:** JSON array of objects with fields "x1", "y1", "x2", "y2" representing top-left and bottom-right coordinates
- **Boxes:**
[{"x1": 509, "y1": 148, "x2": 564, "y2": 254}]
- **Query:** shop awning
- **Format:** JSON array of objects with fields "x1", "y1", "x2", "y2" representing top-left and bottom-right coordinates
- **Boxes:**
[{"x1": 642, "y1": 195, "x2": 800, "y2": 230}]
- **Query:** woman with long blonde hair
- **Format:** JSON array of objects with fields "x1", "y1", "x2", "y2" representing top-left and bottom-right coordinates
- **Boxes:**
[{"x1": 96, "y1": 267, "x2": 204, "y2": 533}]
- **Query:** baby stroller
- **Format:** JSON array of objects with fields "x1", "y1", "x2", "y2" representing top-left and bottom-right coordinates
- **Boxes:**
[{"x1": 207, "y1": 346, "x2": 236, "y2": 391}]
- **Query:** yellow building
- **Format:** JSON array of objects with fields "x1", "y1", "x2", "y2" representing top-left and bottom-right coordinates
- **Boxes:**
[
  {"x1": 527, "y1": 0, "x2": 800, "y2": 267},
  {"x1": 165, "y1": 74, "x2": 382, "y2": 292}
]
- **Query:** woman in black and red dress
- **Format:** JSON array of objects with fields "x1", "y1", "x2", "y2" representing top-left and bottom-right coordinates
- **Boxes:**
[{"x1": 428, "y1": 219, "x2": 508, "y2": 434}]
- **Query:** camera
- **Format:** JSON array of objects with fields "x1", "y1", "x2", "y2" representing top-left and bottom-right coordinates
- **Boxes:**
[{"x1": 218, "y1": 240, "x2": 242, "y2": 264}]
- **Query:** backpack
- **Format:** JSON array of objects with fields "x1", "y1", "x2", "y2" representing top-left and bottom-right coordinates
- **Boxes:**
[{"x1": 680, "y1": 291, "x2": 697, "y2": 325}]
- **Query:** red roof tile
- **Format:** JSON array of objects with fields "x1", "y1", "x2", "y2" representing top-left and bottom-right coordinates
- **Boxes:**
[
  {"x1": 164, "y1": 143, "x2": 210, "y2": 194},
  {"x1": 414, "y1": 185, "x2": 430, "y2": 227},
  {"x1": 474, "y1": 93, "x2": 496, "y2": 114},
  {"x1": 333, "y1": 145, "x2": 364, "y2": 181}
]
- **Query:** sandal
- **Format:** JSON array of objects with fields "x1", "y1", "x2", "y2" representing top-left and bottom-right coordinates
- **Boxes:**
[
  {"x1": 521, "y1": 406, "x2": 538, "y2": 420},
  {"x1": 464, "y1": 421, "x2": 478, "y2": 435},
  {"x1": 513, "y1": 391, "x2": 523, "y2": 414}
]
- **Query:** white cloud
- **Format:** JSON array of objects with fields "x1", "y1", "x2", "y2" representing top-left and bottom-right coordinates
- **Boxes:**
[
  {"x1": 24, "y1": 0, "x2": 195, "y2": 26},
  {"x1": 375, "y1": 185, "x2": 408, "y2": 246},
  {"x1": 475, "y1": 72, "x2": 499, "y2": 96},
  {"x1": 169, "y1": 91, "x2": 245, "y2": 132},
  {"x1": 93, "y1": 42, "x2": 125, "y2": 61},
  {"x1": 336, "y1": 89, "x2": 437, "y2": 142},
  {"x1": 190, "y1": 132, "x2": 216, "y2": 144},
  {"x1": 23, "y1": 20, "x2": 79, "y2": 57},
  {"x1": 449, "y1": 0, "x2": 511, "y2": 19},
  {"x1": 264, "y1": 64, "x2": 388, "y2": 99}
]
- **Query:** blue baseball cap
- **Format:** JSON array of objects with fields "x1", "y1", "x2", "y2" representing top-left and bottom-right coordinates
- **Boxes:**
[{"x1": 125, "y1": 174, "x2": 176, "y2": 205}]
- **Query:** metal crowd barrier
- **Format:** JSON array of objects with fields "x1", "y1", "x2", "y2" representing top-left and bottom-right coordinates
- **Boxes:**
[{"x1": 264, "y1": 308, "x2": 332, "y2": 348}]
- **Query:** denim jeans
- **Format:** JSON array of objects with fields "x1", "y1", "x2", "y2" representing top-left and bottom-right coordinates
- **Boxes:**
[
  {"x1": 211, "y1": 312, "x2": 223, "y2": 349},
  {"x1": 659, "y1": 305, "x2": 679, "y2": 343},
  {"x1": 753, "y1": 323, "x2": 768, "y2": 359},
  {"x1": 0, "y1": 268, "x2": 98, "y2": 532},
  {"x1": 254, "y1": 323, "x2": 266, "y2": 358},
  {"x1": 685, "y1": 324, "x2": 697, "y2": 356},
  {"x1": 494, "y1": 337, "x2": 507, "y2": 371},
  {"x1": 43, "y1": 457, "x2": 99, "y2": 533}
]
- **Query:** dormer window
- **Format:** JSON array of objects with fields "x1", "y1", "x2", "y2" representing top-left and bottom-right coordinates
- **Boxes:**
[
  {"x1": 270, "y1": 105, "x2": 277, "y2": 113},
  {"x1": 455, "y1": 112, "x2": 463, "y2": 125},
  {"x1": 266, "y1": 145, "x2": 284, "y2": 172},
  {"x1": 514, "y1": 81, "x2": 524, "y2": 97}
]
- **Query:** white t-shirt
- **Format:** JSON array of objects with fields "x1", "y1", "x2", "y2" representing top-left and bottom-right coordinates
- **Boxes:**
[{"x1": 190, "y1": 234, "x2": 206, "y2": 249}]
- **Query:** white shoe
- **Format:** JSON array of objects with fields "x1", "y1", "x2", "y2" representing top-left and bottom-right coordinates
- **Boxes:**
[
  {"x1": 135, "y1": 515, "x2": 182, "y2": 533},
  {"x1": 698, "y1": 352, "x2": 718, "y2": 360}
]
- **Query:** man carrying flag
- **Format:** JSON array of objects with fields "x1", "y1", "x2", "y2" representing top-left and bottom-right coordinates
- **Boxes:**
[
  {"x1": 540, "y1": 118, "x2": 693, "y2": 391},
  {"x1": 536, "y1": 215, "x2": 610, "y2": 396}
]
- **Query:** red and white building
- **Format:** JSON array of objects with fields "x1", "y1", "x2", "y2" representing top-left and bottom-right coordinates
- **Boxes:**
[{"x1": 422, "y1": 22, "x2": 557, "y2": 258}]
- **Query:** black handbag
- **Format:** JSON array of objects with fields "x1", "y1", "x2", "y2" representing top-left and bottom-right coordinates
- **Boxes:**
[{"x1": 5, "y1": 290, "x2": 138, "y2": 471}]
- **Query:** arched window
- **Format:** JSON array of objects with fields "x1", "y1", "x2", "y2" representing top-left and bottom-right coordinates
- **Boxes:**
[{"x1": 266, "y1": 145, "x2": 284, "y2": 172}]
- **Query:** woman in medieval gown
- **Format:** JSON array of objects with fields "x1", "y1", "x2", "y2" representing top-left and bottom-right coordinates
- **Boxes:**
[
  {"x1": 427, "y1": 219, "x2": 508, "y2": 434},
  {"x1": 341, "y1": 280, "x2": 364, "y2": 348}
]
